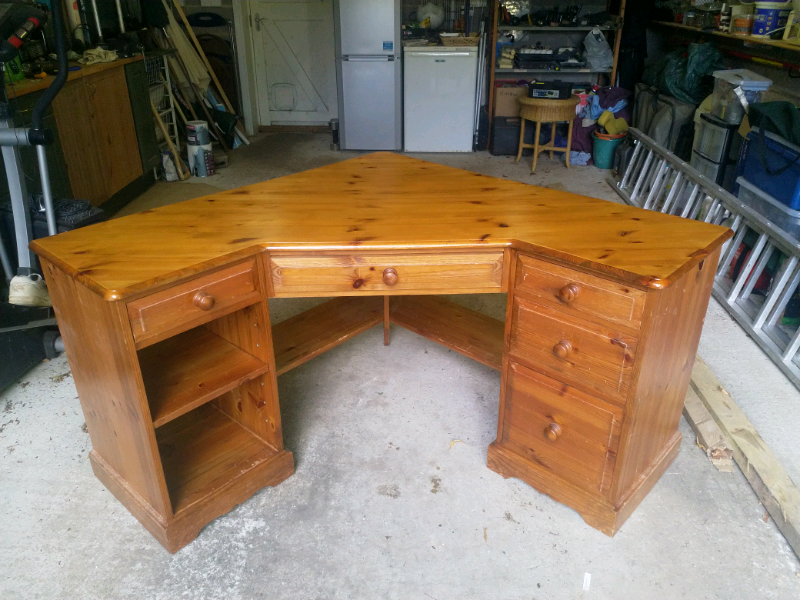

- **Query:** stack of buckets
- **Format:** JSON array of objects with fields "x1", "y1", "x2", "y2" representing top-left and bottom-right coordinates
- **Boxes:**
[
  {"x1": 752, "y1": 1, "x2": 793, "y2": 37},
  {"x1": 187, "y1": 121, "x2": 213, "y2": 177}
]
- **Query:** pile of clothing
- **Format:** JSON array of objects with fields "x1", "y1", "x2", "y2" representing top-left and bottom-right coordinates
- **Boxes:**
[{"x1": 571, "y1": 86, "x2": 632, "y2": 155}]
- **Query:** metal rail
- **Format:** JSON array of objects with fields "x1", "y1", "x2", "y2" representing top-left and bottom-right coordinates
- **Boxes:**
[{"x1": 609, "y1": 128, "x2": 800, "y2": 390}]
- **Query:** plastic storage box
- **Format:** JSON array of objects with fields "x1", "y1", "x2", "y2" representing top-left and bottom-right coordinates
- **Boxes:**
[
  {"x1": 736, "y1": 177, "x2": 800, "y2": 239},
  {"x1": 736, "y1": 128, "x2": 800, "y2": 210},
  {"x1": 710, "y1": 69, "x2": 772, "y2": 124},
  {"x1": 691, "y1": 150, "x2": 736, "y2": 190}
]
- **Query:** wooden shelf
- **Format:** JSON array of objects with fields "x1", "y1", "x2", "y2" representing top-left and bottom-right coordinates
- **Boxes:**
[
  {"x1": 498, "y1": 25, "x2": 615, "y2": 32},
  {"x1": 651, "y1": 21, "x2": 800, "y2": 53},
  {"x1": 156, "y1": 403, "x2": 278, "y2": 514},
  {"x1": 495, "y1": 68, "x2": 611, "y2": 74},
  {"x1": 272, "y1": 296, "x2": 383, "y2": 376},
  {"x1": 139, "y1": 326, "x2": 269, "y2": 428},
  {"x1": 390, "y1": 296, "x2": 504, "y2": 371}
]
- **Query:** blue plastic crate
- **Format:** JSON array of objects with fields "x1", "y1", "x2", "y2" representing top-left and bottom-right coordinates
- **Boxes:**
[{"x1": 735, "y1": 128, "x2": 800, "y2": 210}]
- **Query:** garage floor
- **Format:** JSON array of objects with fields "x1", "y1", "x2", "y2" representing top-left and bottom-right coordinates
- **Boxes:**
[{"x1": 3, "y1": 134, "x2": 799, "y2": 599}]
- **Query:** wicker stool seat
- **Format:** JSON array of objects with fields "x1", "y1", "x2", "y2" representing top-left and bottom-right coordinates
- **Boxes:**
[{"x1": 516, "y1": 96, "x2": 580, "y2": 172}]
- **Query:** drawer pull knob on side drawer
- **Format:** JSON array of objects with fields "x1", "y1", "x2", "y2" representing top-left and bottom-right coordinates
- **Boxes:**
[
  {"x1": 558, "y1": 283, "x2": 581, "y2": 304},
  {"x1": 553, "y1": 340, "x2": 572, "y2": 359},
  {"x1": 544, "y1": 422, "x2": 562, "y2": 441},
  {"x1": 193, "y1": 291, "x2": 216, "y2": 310},
  {"x1": 383, "y1": 267, "x2": 399, "y2": 286}
]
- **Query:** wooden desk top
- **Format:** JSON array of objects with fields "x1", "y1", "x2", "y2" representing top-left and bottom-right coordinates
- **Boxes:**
[
  {"x1": 4, "y1": 56, "x2": 142, "y2": 98},
  {"x1": 31, "y1": 152, "x2": 732, "y2": 300}
]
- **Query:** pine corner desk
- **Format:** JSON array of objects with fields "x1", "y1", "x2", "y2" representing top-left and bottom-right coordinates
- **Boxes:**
[{"x1": 31, "y1": 153, "x2": 733, "y2": 553}]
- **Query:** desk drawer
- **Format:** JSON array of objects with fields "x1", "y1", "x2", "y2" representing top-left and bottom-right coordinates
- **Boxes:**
[
  {"x1": 515, "y1": 255, "x2": 645, "y2": 331},
  {"x1": 269, "y1": 252, "x2": 505, "y2": 297},
  {"x1": 501, "y1": 361, "x2": 622, "y2": 495},
  {"x1": 508, "y1": 297, "x2": 637, "y2": 404},
  {"x1": 128, "y1": 260, "x2": 261, "y2": 346}
]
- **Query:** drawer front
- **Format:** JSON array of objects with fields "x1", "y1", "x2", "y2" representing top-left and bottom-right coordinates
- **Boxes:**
[
  {"x1": 509, "y1": 297, "x2": 637, "y2": 404},
  {"x1": 515, "y1": 255, "x2": 646, "y2": 331},
  {"x1": 501, "y1": 361, "x2": 622, "y2": 495},
  {"x1": 270, "y1": 252, "x2": 505, "y2": 297},
  {"x1": 128, "y1": 259, "x2": 260, "y2": 346}
]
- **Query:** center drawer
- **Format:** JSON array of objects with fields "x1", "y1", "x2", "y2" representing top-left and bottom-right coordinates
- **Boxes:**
[
  {"x1": 269, "y1": 252, "x2": 505, "y2": 297},
  {"x1": 508, "y1": 297, "x2": 638, "y2": 404}
]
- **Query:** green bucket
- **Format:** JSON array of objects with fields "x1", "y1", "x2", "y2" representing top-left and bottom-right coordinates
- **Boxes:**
[{"x1": 592, "y1": 131, "x2": 627, "y2": 169}]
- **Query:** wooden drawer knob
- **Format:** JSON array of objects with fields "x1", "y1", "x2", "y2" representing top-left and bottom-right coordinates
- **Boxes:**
[
  {"x1": 558, "y1": 283, "x2": 581, "y2": 303},
  {"x1": 193, "y1": 291, "x2": 216, "y2": 310},
  {"x1": 383, "y1": 267, "x2": 399, "y2": 286},
  {"x1": 552, "y1": 340, "x2": 572, "y2": 359},
  {"x1": 544, "y1": 423, "x2": 562, "y2": 441}
]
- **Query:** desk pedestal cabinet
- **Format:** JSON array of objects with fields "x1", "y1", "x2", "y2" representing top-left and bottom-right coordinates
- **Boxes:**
[{"x1": 32, "y1": 153, "x2": 730, "y2": 552}]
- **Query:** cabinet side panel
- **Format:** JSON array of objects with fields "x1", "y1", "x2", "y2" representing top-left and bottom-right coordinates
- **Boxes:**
[
  {"x1": 41, "y1": 259, "x2": 171, "y2": 516},
  {"x1": 611, "y1": 247, "x2": 720, "y2": 501}
]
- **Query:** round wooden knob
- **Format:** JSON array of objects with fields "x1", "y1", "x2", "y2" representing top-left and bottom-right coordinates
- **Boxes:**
[
  {"x1": 544, "y1": 423, "x2": 562, "y2": 441},
  {"x1": 193, "y1": 291, "x2": 216, "y2": 310},
  {"x1": 558, "y1": 283, "x2": 581, "y2": 304},
  {"x1": 552, "y1": 340, "x2": 572, "y2": 359},
  {"x1": 383, "y1": 267, "x2": 399, "y2": 286}
]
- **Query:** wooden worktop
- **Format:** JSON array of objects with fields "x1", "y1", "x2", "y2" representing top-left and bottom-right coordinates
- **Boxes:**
[
  {"x1": 31, "y1": 152, "x2": 733, "y2": 300},
  {"x1": 4, "y1": 56, "x2": 142, "y2": 98}
]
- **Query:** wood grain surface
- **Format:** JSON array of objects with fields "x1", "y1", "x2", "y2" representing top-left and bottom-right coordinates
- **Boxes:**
[{"x1": 31, "y1": 153, "x2": 732, "y2": 300}]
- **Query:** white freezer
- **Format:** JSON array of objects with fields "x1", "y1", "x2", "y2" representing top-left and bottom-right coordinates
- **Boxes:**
[{"x1": 403, "y1": 46, "x2": 478, "y2": 152}]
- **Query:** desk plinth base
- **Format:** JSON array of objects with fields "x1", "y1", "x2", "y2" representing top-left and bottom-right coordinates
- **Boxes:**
[
  {"x1": 487, "y1": 432, "x2": 682, "y2": 536},
  {"x1": 90, "y1": 448, "x2": 295, "y2": 553}
]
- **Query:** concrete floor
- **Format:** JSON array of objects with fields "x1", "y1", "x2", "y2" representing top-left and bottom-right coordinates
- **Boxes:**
[{"x1": 2, "y1": 134, "x2": 800, "y2": 599}]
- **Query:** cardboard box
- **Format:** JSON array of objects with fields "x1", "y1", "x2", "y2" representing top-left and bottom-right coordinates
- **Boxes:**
[{"x1": 494, "y1": 86, "x2": 528, "y2": 117}]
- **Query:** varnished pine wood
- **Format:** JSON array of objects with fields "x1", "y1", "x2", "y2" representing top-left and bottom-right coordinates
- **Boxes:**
[
  {"x1": 40, "y1": 259, "x2": 172, "y2": 517},
  {"x1": 272, "y1": 296, "x2": 383, "y2": 375},
  {"x1": 4, "y1": 57, "x2": 141, "y2": 98},
  {"x1": 138, "y1": 327, "x2": 268, "y2": 428},
  {"x1": 611, "y1": 249, "x2": 721, "y2": 499},
  {"x1": 155, "y1": 403, "x2": 279, "y2": 515},
  {"x1": 509, "y1": 297, "x2": 637, "y2": 405},
  {"x1": 127, "y1": 259, "x2": 260, "y2": 348},
  {"x1": 269, "y1": 251, "x2": 504, "y2": 297},
  {"x1": 31, "y1": 153, "x2": 732, "y2": 300},
  {"x1": 390, "y1": 296, "x2": 504, "y2": 371},
  {"x1": 515, "y1": 254, "x2": 645, "y2": 332}
]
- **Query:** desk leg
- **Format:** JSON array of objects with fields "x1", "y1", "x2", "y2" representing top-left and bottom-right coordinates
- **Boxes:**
[{"x1": 384, "y1": 296, "x2": 390, "y2": 346}]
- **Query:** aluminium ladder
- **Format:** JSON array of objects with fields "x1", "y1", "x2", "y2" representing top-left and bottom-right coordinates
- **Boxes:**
[{"x1": 609, "y1": 127, "x2": 800, "y2": 390}]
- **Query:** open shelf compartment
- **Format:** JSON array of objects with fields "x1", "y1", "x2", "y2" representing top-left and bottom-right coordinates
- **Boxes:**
[
  {"x1": 155, "y1": 402, "x2": 280, "y2": 515},
  {"x1": 139, "y1": 325, "x2": 269, "y2": 428}
]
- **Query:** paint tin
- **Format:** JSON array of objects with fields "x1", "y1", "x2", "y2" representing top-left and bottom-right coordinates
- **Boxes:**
[{"x1": 186, "y1": 120, "x2": 209, "y2": 146}]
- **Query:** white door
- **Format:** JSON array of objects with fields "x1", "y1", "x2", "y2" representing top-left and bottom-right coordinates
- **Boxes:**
[{"x1": 251, "y1": 1, "x2": 338, "y2": 126}]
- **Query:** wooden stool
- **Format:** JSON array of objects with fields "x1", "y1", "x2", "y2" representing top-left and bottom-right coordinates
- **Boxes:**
[{"x1": 516, "y1": 96, "x2": 579, "y2": 172}]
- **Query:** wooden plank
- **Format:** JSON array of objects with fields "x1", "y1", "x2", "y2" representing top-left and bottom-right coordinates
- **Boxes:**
[
  {"x1": 272, "y1": 296, "x2": 383, "y2": 375},
  {"x1": 682, "y1": 386, "x2": 734, "y2": 472},
  {"x1": 138, "y1": 327, "x2": 268, "y2": 428},
  {"x1": 390, "y1": 295, "x2": 504, "y2": 371},
  {"x1": 155, "y1": 404, "x2": 277, "y2": 514},
  {"x1": 691, "y1": 357, "x2": 800, "y2": 559}
]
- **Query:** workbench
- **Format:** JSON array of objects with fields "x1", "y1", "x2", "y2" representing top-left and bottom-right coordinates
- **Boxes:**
[{"x1": 31, "y1": 153, "x2": 732, "y2": 552}]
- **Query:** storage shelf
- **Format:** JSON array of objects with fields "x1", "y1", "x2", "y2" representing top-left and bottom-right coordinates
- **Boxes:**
[
  {"x1": 390, "y1": 296, "x2": 504, "y2": 371},
  {"x1": 651, "y1": 21, "x2": 800, "y2": 53},
  {"x1": 139, "y1": 326, "x2": 269, "y2": 428},
  {"x1": 272, "y1": 296, "x2": 383, "y2": 376},
  {"x1": 156, "y1": 403, "x2": 278, "y2": 514},
  {"x1": 496, "y1": 68, "x2": 611, "y2": 74},
  {"x1": 498, "y1": 25, "x2": 615, "y2": 32}
]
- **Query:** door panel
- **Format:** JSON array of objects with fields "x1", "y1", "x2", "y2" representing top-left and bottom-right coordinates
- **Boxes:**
[
  {"x1": 253, "y1": 1, "x2": 338, "y2": 125},
  {"x1": 340, "y1": 58, "x2": 397, "y2": 150},
  {"x1": 338, "y1": 0, "x2": 397, "y2": 56}
]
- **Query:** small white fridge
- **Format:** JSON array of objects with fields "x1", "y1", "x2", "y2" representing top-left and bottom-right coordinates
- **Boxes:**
[{"x1": 403, "y1": 46, "x2": 478, "y2": 152}]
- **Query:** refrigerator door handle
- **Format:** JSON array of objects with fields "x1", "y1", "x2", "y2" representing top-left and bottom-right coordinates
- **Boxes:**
[{"x1": 342, "y1": 56, "x2": 395, "y2": 62}]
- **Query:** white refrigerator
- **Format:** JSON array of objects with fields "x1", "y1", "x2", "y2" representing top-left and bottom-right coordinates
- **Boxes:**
[
  {"x1": 334, "y1": 0, "x2": 402, "y2": 151},
  {"x1": 403, "y1": 46, "x2": 478, "y2": 152}
]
